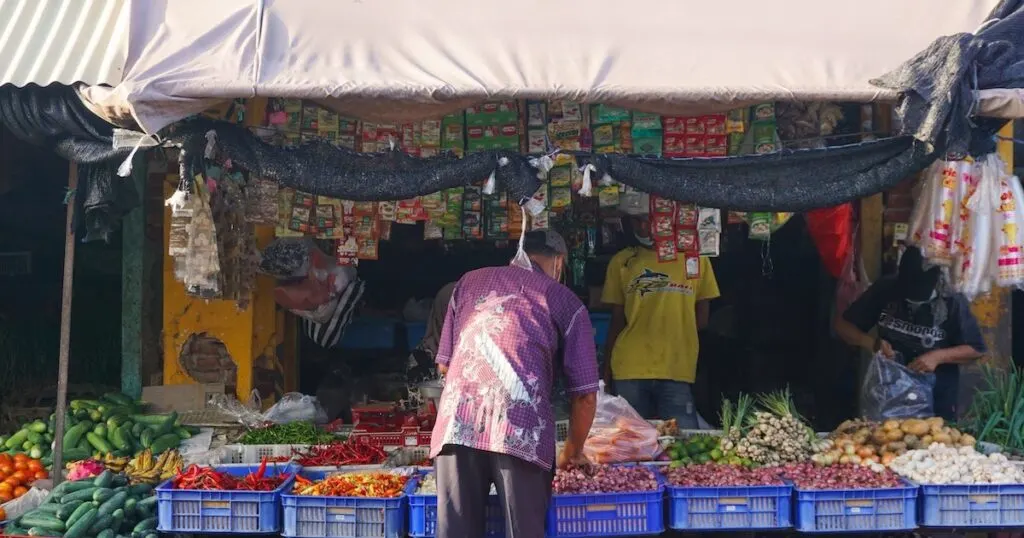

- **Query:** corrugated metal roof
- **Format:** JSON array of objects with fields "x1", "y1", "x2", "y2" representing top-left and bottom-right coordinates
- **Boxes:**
[{"x1": 0, "y1": 0, "x2": 128, "y2": 87}]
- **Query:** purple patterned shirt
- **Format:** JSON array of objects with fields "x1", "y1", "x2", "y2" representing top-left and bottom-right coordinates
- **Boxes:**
[{"x1": 430, "y1": 263, "x2": 600, "y2": 470}]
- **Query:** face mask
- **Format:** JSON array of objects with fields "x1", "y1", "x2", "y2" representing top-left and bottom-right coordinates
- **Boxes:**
[{"x1": 634, "y1": 232, "x2": 653, "y2": 247}]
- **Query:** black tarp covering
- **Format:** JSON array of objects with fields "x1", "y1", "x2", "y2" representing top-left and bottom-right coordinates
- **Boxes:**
[
  {"x1": 0, "y1": 85, "x2": 137, "y2": 241},
  {"x1": 586, "y1": 137, "x2": 939, "y2": 212},
  {"x1": 872, "y1": 0, "x2": 1024, "y2": 154},
  {"x1": 168, "y1": 118, "x2": 542, "y2": 204}
]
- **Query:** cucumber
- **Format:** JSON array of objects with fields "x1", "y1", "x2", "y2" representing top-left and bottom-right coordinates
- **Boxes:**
[
  {"x1": 143, "y1": 533, "x2": 158, "y2": 538},
  {"x1": 136, "y1": 496, "x2": 157, "y2": 516},
  {"x1": 149, "y1": 433, "x2": 180, "y2": 455},
  {"x1": 5, "y1": 429, "x2": 29, "y2": 449},
  {"x1": 93, "y1": 424, "x2": 108, "y2": 438},
  {"x1": 61, "y1": 447, "x2": 91, "y2": 462},
  {"x1": 111, "y1": 474, "x2": 128, "y2": 488},
  {"x1": 19, "y1": 514, "x2": 65, "y2": 532},
  {"x1": 64, "y1": 507, "x2": 97, "y2": 538},
  {"x1": 98, "y1": 491, "x2": 127, "y2": 516},
  {"x1": 86, "y1": 432, "x2": 113, "y2": 453},
  {"x1": 174, "y1": 427, "x2": 192, "y2": 439},
  {"x1": 151, "y1": 412, "x2": 177, "y2": 436},
  {"x1": 123, "y1": 498, "x2": 137, "y2": 518},
  {"x1": 57, "y1": 500, "x2": 84, "y2": 520},
  {"x1": 94, "y1": 470, "x2": 115, "y2": 488},
  {"x1": 28, "y1": 421, "x2": 47, "y2": 433},
  {"x1": 62, "y1": 423, "x2": 89, "y2": 451},
  {"x1": 103, "y1": 392, "x2": 135, "y2": 407},
  {"x1": 27, "y1": 527, "x2": 63, "y2": 536},
  {"x1": 127, "y1": 483, "x2": 153, "y2": 496},
  {"x1": 130, "y1": 414, "x2": 169, "y2": 426},
  {"x1": 61, "y1": 487, "x2": 99, "y2": 504},
  {"x1": 139, "y1": 429, "x2": 153, "y2": 449},
  {"x1": 31, "y1": 504, "x2": 61, "y2": 517},
  {"x1": 132, "y1": 517, "x2": 156, "y2": 534},
  {"x1": 96, "y1": 530, "x2": 115, "y2": 538},
  {"x1": 131, "y1": 423, "x2": 144, "y2": 437},
  {"x1": 110, "y1": 426, "x2": 129, "y2": 451},
  {"x1": 89, "y1": 410, "x2": 102, "y2": 422},
  {"x1": 109, "y1": 509, "x2": 125, "y2": 534},
  {"x1": 106, "y1": 415, "x2": 128, "y2": 430},
  {"x1": 88, "y1": 513, "x2": 113, "y2": 535},
  {"x1": 92, "y1": 488, "x2": 114, "y2": 504}
]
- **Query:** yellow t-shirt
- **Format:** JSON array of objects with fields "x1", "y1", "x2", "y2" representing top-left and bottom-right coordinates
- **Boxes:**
[{"x1": 601, "y1": 248, "x2": 720, "y2": 382}]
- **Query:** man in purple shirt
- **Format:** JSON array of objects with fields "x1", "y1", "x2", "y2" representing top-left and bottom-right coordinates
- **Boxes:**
[{"x1": 432, "y1": 230, "x2": 600, "y2": 538}]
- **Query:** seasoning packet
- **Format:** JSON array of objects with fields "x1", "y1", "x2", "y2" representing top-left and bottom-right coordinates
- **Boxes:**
[
  {"x1": 527, "y1": 101, "x2": 547, "y2": 127},
  {"x1": 549, "y1": 165, "x2": 573, "y2": 187},
  {"x1": 699, "y1": 230, "x2": 721, "y2": 256},
  {"x1": 728, "y1": 211, "x2": 747, "y2": 224},
  {"x1": 532, "y1": 211, "x2": 550, "y2": 230},
  {"x1": 663, "y1": 117, "x2": 687, "y2": 135},
  {"x1": 650, "y1": 195, "x2": 676, "y2": 215},
  {"x1": 726, "y1": 108, "x2": 747, "y2": 134},
  {"x1": 685, "y1": 117, "x2": 705, "y2": 134},
  {"x1": 463, "y1": 186, "x2": 482, "y2": 212},
  {"x1": 357, "y1": 238, "x2": 379, "y2": 260},
  {"x1": 748, "y1": 212, "x2": 772, "y2": 240},
  {"x1": 676, "y1": 228, "x2": 698, "y2": 255},
  {"x1": 676, "y1": 204, "x2": 699, "y2": 228},
  {"x1": 655, "y1": 238, "x2": 678, "y2": 262},
  {"x1": 598, "y1": 185, "x2": 620, "y2": 208},
  {"x1": 698, "y1": 208, "x2": 722, "y2": 231},
  {"x1": 653, "y1": 214, "x2": 675, "y2": 239},
  {"x1": 703, "y1": 115, "x2": 727, "y2": 135},
  {"x1": 685, "y1": 255, "x2": 701, "y2": 279},
  {"x1": 463, "y1": 211, "x2": 483, "y2": 239},
  {"x1": 424, "y1": 221, "x2": 444, "y2": 240},
  {"x1": 550, "y1": 187, "x2": 572, "y2": 210},
  {"x1": 377, "y1": 201, "x2": 397, "y2": 222}
]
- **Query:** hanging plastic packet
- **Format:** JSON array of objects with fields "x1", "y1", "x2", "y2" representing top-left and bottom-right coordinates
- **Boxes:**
[
  {"x1": 685, "y1": 255, "x2": 702, "y2": 280},
  {"x1": 924, "y1": 160, "x2": 963, "y2": 265},
  {"x1": 748, "y1": 212, "x2": 772, "y2": 240},
  {"x1": 650, "y1": 195, "x2": 678, "y2": 262},
  {"x1": 997, "y1": 172, "x2": 1024, "y2": 288}
]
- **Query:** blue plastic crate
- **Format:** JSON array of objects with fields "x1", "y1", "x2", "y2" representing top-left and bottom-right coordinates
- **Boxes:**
[
  {"x1": 794, "y1": 481, "x2": 918, "y2": 533},
  {"x1": 919, "y1": 483, "x2": 1024, "y2": 527},
  {"x1": 405, "y1": 322, "x2": 427, "y2": 350},
  {"x1": 155, "y1": 463, "x2": 297, "y2": 534},
  {"x1": 590, "y1": 313, "x2": 610, "y2": 348},
  {"x1": 667, "y1": 484, "x2": 793, "y2": 530},
  {"x1": 407, "y1": 489, "x2": 504, "y2": 537},
  {"x1": 339, "y1": 318, "x2": 398, "y2": 350},
  {"x1": 545, "y1": 488, "x2": 664, "y2": 537},
  {"x1": 282, "y1": 469, "x2": 412, "y2": 538}
]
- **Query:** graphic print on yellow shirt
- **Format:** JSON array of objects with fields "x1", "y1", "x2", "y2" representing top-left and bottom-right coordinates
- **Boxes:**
[{"x1": 601, "y1": 247, "x2": 720, "y2": 383}]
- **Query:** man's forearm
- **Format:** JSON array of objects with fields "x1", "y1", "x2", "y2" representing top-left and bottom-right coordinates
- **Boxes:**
[
  {"x1": 932, "y1": 345, "x2": 983, "y2": 365},
  {"x1": 565, "y1": 392, "x2": 597, "y2": 454},
  {"x1": 834, "y1": 318, "x2": 875, "y2": 352}
]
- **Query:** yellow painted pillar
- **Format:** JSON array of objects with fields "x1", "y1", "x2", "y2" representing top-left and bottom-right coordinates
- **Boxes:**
[
  {"x1": 969, "y1": 124, "x2": 1015, "y2": 370},
  {"x1": 161, "y1": 98, "x2": 292, "y2": 405}
]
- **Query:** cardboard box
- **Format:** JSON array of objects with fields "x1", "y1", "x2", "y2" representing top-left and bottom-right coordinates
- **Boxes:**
[{"x1": 141, "y1": 383, "x2": 225, "y2": 413}]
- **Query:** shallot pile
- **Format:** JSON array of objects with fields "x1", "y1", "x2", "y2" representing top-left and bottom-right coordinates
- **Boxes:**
[
  {"x1": 889, "y1": 445, "x2": 1024, "y2": 484},
  {"x1": 781, "y1": 462, "x2": 903, "y2": 490},
  {"x1": 552, "y1": 465, "x2": 658, "y2": 494},
  {"x1": 663, "y1": 463, "x2": 784, "y2": 487}
]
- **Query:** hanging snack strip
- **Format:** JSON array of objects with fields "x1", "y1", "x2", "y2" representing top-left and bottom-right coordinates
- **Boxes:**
[{"x1": 650, "y1": 195, "x2": 678, "y2": 262}]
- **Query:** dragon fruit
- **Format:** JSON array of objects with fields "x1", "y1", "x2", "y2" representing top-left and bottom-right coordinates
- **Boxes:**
[{"x1": 66, "y1": 459, "x2": 104, "y2": 481}]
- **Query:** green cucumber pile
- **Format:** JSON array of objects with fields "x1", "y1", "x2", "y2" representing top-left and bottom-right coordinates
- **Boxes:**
[
  {"x1": 4, "y1": 470, "x2": 157, "y2": 538},
  {"x1": 0, "y1": 392, "x2": 197, "y2": 465}
]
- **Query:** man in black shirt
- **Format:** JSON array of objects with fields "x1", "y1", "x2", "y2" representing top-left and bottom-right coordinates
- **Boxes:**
[{"x1": 834, "y1": 246, "x2": 986, "y2": 419}]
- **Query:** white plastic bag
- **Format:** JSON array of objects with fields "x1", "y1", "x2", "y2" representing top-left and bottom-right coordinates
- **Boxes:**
[
  {"x1": 263, "y1": 392, "x2": 328, "y2": 424},
  {"x1": 583, "y1": 382, "x2": 662, "y2": 463}
]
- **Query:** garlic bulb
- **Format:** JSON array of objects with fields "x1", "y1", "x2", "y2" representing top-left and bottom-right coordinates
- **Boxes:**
[{"x1": 888, "y1": 443, "x2": 1024, "y2": 484}]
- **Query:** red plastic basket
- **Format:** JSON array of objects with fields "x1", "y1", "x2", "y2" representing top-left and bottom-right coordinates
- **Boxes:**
[{"x1": 350, "y1": 427, "x2": 431, "y2": 448}]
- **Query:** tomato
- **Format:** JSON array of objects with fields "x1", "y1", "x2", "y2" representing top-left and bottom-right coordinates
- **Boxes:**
[
  {"x1": 12, "y1": 486, "x2": 27, "y2": 498},
  {"x1": 33, "y1": 470, "x2": 48, "y2": 480},
  {"x1": 0, "y1": 482, "x2": 12, "y2": 494},
  {"x1": 0, "y1": 463, "x2": 13, "y2": 476},
  {"x1": 0, "y1": 507, "x2": 6, "y2": 521},
  {"x1": 10, "y1": 471, "x2": 27, "y2": 484},
  {"x1": 3, "y1": 477, "x2": 20, "y2": 488},
  {"x1": 12, "y1": 454, "x2": 27, "y2": 464},
  {"x1": 13, "y1": 461, "x2": 28, "y2": 472},
  {"x1": 26, "y1": 460, "x2": 42, "y2": 473},
  {"x1": 0, "y1": 454, "x2": 11, "y2": 466},
  {"x1": 0, "y1": 491, "x2": 12, "y2": 503}
]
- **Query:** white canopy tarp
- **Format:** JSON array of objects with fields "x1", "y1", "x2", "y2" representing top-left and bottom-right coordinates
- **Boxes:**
[{"x1": 84, "y1": 0, "x2": 1008, "y2": 135}]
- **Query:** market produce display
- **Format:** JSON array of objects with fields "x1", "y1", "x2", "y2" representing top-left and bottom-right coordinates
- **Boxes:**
[
  {"x1": 781, "y1": 462, "x2": 904, "y2": 490},
  {"x1": 889, "y1": 444, "x2": 1024, "y2": 484},
  {"x1": 961, "y1": 366, "x2": 1024, "y2": 456},
  {"x1": 0, "y1": 453, "x2": 47, "y2": 503},
  {"x1": 813, "y1": 417, "x2": 975, "y2": 468},
  {"x1": 720, "y1": 391, "x2": 823, "y2": 466},
  {"x1": 238, "y1": 421, "x2": 335, "y2": 445},
  {"x1": 171, "y1": 461, "x2": 290, "y2": 491},
  {"x1": 294, "y1": 442, "x2": 387, "y2": 467},
  {"x1": 663, "y1": 463, "x2": 784, "y2": 487},
  {"x1": 1, "y1": 393, "x2": 192, "y2": 465},
  {"x1": 551, "y1": 465, "x2": 659, "y2": 494},
  {"x1": 665, "y1": 435, "x2": 749, "y2": 468},
  {"x1": 292, "y1": 471, "x2": 409, "y2": 498},
  {"x1": 3, "y1": 470, "x2": 158, "y2": 538},
  {"x1": 108, "y1": 449, "x2": 182, "y2": 485}
]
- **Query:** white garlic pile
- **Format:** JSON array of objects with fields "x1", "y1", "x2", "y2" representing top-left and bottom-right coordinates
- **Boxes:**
[{"x1": 889, "y1": 444, "x2": 1024, "y2": 484}]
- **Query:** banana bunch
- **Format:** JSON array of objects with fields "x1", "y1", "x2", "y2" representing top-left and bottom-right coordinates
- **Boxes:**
[
  {"x1": 103, "y1": 453, "x2": 131, "y2": 473},
  {"x1": 125, "y1": 448, "x2": 182, "y2": 484}
]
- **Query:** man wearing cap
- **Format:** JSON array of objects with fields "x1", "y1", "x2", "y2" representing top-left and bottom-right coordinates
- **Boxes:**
[
  {"x1": 601, "y1": 193, "x2": 720, "y2": 429},
  {"x1": 432, "y1": 230, "x2": 600, "y2": 538}
]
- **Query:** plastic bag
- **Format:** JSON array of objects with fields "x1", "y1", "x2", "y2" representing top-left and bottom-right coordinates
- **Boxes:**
[
  {"x1": 583, "y1": 382, "x2": 662, "y2": 464},
  {"x1": 860, "y1": 353, "x2": 935, "y2": 421},
  {"x1": 263, "y1": 392, "x2": 328, "y2": 424},
  {"x1": 0, "y1": 487, "x2": 49, "y2": 521}
]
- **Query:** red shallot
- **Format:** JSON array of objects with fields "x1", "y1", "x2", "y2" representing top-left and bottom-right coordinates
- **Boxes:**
[
  {"x1": 781, "y1": 462, "x2": 903, "y2": 490},
  {"x1": 663, "y1": 463, "x2": 785, "y2": 487},
  {"x1": 552, "y1": 464, "x2": 658, "y2": 494}
]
